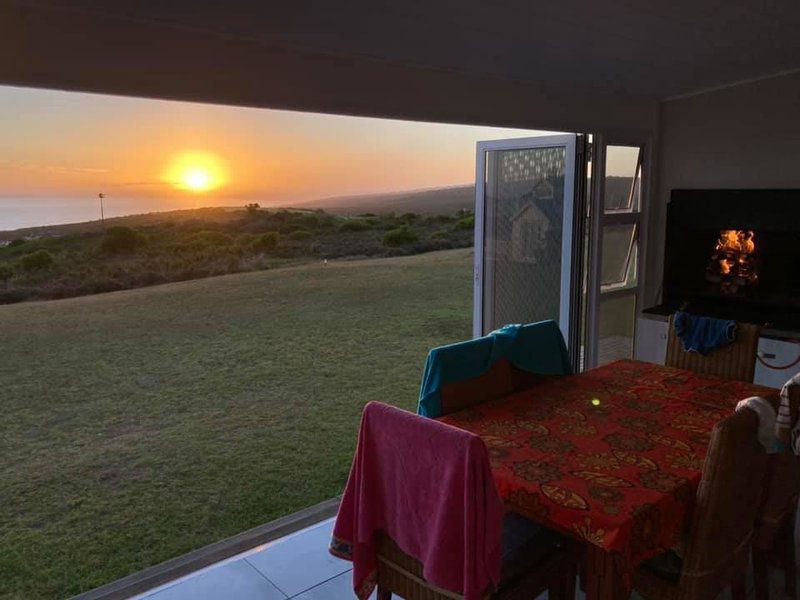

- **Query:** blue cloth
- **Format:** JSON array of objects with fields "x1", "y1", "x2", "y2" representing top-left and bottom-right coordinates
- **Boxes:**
[
  {"x1": 417, "y1": 320, "x2": 572, "y2": 418},
  {"x1": 673, "y1": 311, "x2": 736, "y2": 355}
]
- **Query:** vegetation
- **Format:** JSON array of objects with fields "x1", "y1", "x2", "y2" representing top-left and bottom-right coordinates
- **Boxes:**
[
  {"x1": 0, "y1": 248, "x2": 473, "y2": 599},
  {"x1": 19, "y1": 249, "x2": 55, "y2": 272},
  {"x1": 383, "y1": 226, "x2": 419, "y2": 246},
  {"x1": 0, "y1": 207, "x2": 473, "y2": 304}
]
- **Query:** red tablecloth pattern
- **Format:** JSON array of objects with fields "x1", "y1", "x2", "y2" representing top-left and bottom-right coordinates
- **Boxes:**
[{"x1": 439, "y1": 359, "x2": 776, "y2": 577}]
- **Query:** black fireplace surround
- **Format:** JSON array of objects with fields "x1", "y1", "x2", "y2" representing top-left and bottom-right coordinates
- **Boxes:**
[{"x1": 647, "y1": 189, "x2": 800, "y2": 332}]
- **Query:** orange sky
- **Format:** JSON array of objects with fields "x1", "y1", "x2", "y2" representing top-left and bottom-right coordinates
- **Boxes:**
[{"x1": 0, "y1": 86, "x2": 637, "y2": 209}]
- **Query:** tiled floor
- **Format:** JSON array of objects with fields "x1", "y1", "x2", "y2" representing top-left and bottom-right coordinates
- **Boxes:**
[
  {"x1": 132, "y1": 519, "x2": 367, "y2": 600},
  {"x1": 133, "y1": 516, "x2": 797, "y2": 599}
]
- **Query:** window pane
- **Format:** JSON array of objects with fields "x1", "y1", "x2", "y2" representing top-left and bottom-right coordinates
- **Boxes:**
[
  {"x1": 604, "y1": 145, "x2": 641, "y2": 213},
  {"x1": 601, "y1": 224, "x2": 637, "y2": 290},
  {"x1": 598, "y1": 290, "x2": 637, "y2": 364}
]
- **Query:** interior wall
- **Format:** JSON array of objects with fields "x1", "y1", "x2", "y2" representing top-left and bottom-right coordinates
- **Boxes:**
[{"x1": 644, "y1": 71, "x2": 800, "y2": 306}]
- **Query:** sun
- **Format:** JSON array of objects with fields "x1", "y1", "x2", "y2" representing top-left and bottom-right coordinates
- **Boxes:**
[
  {"x1": 165, "y1": 152, "x2": 226, "y2": 193},
  {"x1": 182, "y1": 168, "x2": 212, "y2": 192}
]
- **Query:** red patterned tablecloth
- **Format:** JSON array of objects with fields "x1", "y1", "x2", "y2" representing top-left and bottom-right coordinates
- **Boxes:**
[{"x1": 439, "y1": 359, "x2": 777, "y2": 581}]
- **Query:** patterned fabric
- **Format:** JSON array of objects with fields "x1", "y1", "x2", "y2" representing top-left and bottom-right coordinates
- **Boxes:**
[{"x1": 439, "y1": 359, "x2": 777, "y2": 587}]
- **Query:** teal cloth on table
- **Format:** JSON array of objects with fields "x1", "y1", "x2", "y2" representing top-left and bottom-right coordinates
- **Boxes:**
[{"x1": 417, "y1": 320, "x2": 572, "y2": 418}]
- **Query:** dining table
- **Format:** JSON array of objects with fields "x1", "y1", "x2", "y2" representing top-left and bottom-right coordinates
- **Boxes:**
[{"x1": 438, "y1": 359, "x2": 778, "y2": 600}]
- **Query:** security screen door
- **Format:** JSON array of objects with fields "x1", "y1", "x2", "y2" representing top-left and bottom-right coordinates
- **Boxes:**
[{"x1": 474, "y1": 135, "x2": 587, "y2": 367}]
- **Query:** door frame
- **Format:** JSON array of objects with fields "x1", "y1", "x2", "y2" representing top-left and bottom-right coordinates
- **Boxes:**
[{"x1": 473, "y1": 134, "x2": 581, "y2": 348}]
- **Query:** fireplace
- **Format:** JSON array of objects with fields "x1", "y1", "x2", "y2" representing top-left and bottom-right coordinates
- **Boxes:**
[{"x1": 649, "y1": 189, "x2": 800, "y2": 331}]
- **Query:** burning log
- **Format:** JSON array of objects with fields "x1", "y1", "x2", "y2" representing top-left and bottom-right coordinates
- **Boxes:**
[{"x1": 705, "y1": 229, "x2": 759, "y2": 294}]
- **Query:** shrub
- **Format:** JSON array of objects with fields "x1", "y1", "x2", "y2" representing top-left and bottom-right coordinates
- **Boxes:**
[
  {"x1": 454, "y1": 214, "x2": 475, "y2": 230},
  {"x1": 8, "y1": 239, "x2": 25, "y2": 247},
  {"x1": 20, "y1": 249, "x2": 55, "y2": 271},
  {"x1": 189, "y1": 230, "x2": 233, "y2": 247},
  {"x1": 289, "y1": 230, "x2": 313, "y2": 241},
  {"x1": 400, "y1": 212, "x2": 418, "y2": 223},
  {"x1": 0, "y1": 264, "x2": 14, "y2": 281},
  {"x1": 101, "y1": 226, "x2": 147, "y2": 253},
  {"x1": 383, "y1": 226, "x2": 419, "y2": 247},
  {"x1": 251, "y1": 231, "x2": 279, "y2": 251},
  {"x1": 339, "y1": 219, "x2": 372, "y2": 232},
  {"x1": 245, "y1": 203, "x2": 261, "y2": 216}
]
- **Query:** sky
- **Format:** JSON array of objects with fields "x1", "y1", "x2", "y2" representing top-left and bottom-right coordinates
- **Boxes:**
[
  {"x1": 0, "y1": 85, "x2": 555, "y2": 204},
  {"x1": 0, "y1": 85, "x2": 638, "y2": 229}
]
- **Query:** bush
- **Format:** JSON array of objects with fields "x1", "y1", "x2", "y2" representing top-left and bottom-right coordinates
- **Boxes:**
[
  {"x1": 383, "y1": 226, "x2": 419, "y2": 247},
  {"x1": 339, "y1": 219, "x2": 372, "y2": 232},
  {"x1": 189, "y1": 230, "x2": 233, "y2": 247},
  {"x1": 20, "y1": 249, "x2": 55, "y2": 271},
  {"x1": 8, "y1": 239, "x2": 25, "y2": 247},
  {"x1": 289, "y1": 230, "x2": 313, "y2": 241},
  {"x1": 0, "y1": 264, "x2": 14, "y2": 281},
  {"x1": 454, "y1": 214, "x2": 475, "y2": 230},
  {"x1": 250, "y1": 231, "x2": 279, "y2": 251},
  {"x1": 101, "y1": 226, "x2": 147, "y2": 253}
]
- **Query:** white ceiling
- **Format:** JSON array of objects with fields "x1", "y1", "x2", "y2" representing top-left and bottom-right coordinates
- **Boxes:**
[{"x1": 8, "y1": 0, "x2": 800, "y2": 100}]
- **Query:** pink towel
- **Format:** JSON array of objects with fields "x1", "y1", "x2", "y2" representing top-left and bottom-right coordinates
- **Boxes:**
[{"x1": 330, "y1": 401, "x2": 504, "y2": 600}]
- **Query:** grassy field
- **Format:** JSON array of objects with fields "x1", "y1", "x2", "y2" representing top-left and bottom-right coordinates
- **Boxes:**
[{"x1": 0, "y1": 248, "x2": 473, "y2": 599}]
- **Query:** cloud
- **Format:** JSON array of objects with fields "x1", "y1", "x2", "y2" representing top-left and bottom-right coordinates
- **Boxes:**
[{"x1": 0, "y1": 159, "x2": 110, "y2": 175}]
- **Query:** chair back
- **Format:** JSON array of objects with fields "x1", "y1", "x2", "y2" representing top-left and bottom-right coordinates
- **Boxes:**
[
  {"x1": 665, "y1": 315, "x2": 760, "y2": 382},
  {"x1": 756, "y1": 385, "x2": 800, "y2": 547},
  {"x1": 679, "y1": 408, "x2": 767, "y2": 598}
]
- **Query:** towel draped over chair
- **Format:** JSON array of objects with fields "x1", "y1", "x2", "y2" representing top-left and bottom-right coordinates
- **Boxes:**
[{"x1": 330, "y1": 401, "x2": 505, "y2": 600}]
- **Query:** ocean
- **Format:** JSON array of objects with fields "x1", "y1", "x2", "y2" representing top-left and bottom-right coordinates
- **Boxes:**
[{"x1": 0, "y1": 197, "x2": 247, "y2": 231}]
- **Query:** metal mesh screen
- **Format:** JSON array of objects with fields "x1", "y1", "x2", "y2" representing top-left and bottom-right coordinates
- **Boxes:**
[{"x1": 482, "y1": 146, "x2": 567, "y2": 333}]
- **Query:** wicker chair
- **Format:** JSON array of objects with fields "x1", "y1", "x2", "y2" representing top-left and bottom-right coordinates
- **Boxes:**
[
  {"x1": 665, "y1": 315, "x2": 761, "y2": 382},
  {"x1": 439, "y1": 357, "x2": 543, "y2": 417},
  {"x1": 633, "y1": 407, "x2": 768, "y2": 600},
  {"x1": 753, "y1": 386, "x2": 800, "y2": 600},
  {"x1": 375, "y1": 512, "x2": 580, "y2": 600}
]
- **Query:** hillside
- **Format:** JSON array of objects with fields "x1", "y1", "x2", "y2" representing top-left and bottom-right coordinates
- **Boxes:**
[
  {"x1": 1, "y1": 176, "x2": 633, "y2": 241},
  {"x1": 297, "y1": 184, "x2": 475, "y2": 215}
]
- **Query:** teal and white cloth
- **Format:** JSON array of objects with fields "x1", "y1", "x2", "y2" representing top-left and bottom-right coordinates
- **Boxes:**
[{"x1": 417, "y1": 320, "x2": 572, "y2": 418}]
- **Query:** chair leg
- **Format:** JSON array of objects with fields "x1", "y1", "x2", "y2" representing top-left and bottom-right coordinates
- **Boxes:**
[
  {"x1": 377, "y1": 585, "x2": 391, "y2": 600},
  {"x1": 753, "y1": 547, "x2": 771, "y2": 600},
  {"x1": 782, "y1": 513, "x2": 797, "y2": 599},
  {"x1": 548, "y1": 575, "x2": 574, "y2": 600},
  {"x1": 731, "y1": 572, "x2": 747, "y2": 600}
]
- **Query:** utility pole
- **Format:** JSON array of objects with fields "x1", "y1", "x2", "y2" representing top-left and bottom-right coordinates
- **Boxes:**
[{"x1": 98, "y1": 193, "x2": 106, "y2": 230}]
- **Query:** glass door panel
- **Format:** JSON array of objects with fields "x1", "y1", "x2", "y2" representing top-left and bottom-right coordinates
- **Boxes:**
[
  {"x1": 475, "y1": 135, "x2": 585, "y2": 360},
  {"x1": 598, "y1": 290, "x2": 637, "y2": 363},
  {"x1": 601, "y1": 224, "x2": 638, "y2": 290},
  {"x1": 587, "y1": 142, "x2": 645, "y2": 368}
]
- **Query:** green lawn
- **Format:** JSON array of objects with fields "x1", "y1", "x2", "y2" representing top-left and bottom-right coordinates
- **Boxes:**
[{"x1": 0, "y1": 248, "x2": 473, "y2": 599}]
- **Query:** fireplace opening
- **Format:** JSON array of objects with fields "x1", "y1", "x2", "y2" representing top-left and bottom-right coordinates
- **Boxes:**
[
  {"x1": 650, "y1": 190, "x2": 800, "y2": 331},
  {"x1": 705, "y1": 229, "x2": 759, "y2": 294}
]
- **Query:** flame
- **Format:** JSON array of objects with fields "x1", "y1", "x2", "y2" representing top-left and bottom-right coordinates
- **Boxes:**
[
  {"x1": 715, "y1": 229, "x2": 755, "y2": 254},
  {"x1": 707, "y1": 229, "x2": 758, "y2": 292}
]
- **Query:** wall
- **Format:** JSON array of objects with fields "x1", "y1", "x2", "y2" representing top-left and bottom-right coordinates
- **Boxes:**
[{"x1": 645, "y1": 71, "x2": 800, "y2": 306}]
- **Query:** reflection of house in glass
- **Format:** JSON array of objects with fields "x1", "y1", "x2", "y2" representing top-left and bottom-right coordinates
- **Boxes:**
[{"x1": 511, "y1": 180, "x2": 555, "y2": 263}]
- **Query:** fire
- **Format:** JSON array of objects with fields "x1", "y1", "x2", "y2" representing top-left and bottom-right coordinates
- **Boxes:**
[
  {"x1": 716, "y1": 229, "x2": 755, "y2": 254},
  {"x1": 706, "y1": 229, "x2": 758, "y2": 293}
]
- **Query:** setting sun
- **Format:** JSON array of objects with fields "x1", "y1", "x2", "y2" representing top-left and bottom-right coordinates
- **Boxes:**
[{"x1": 165, "y1": 151, "x2": 226, "y2": 193}]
